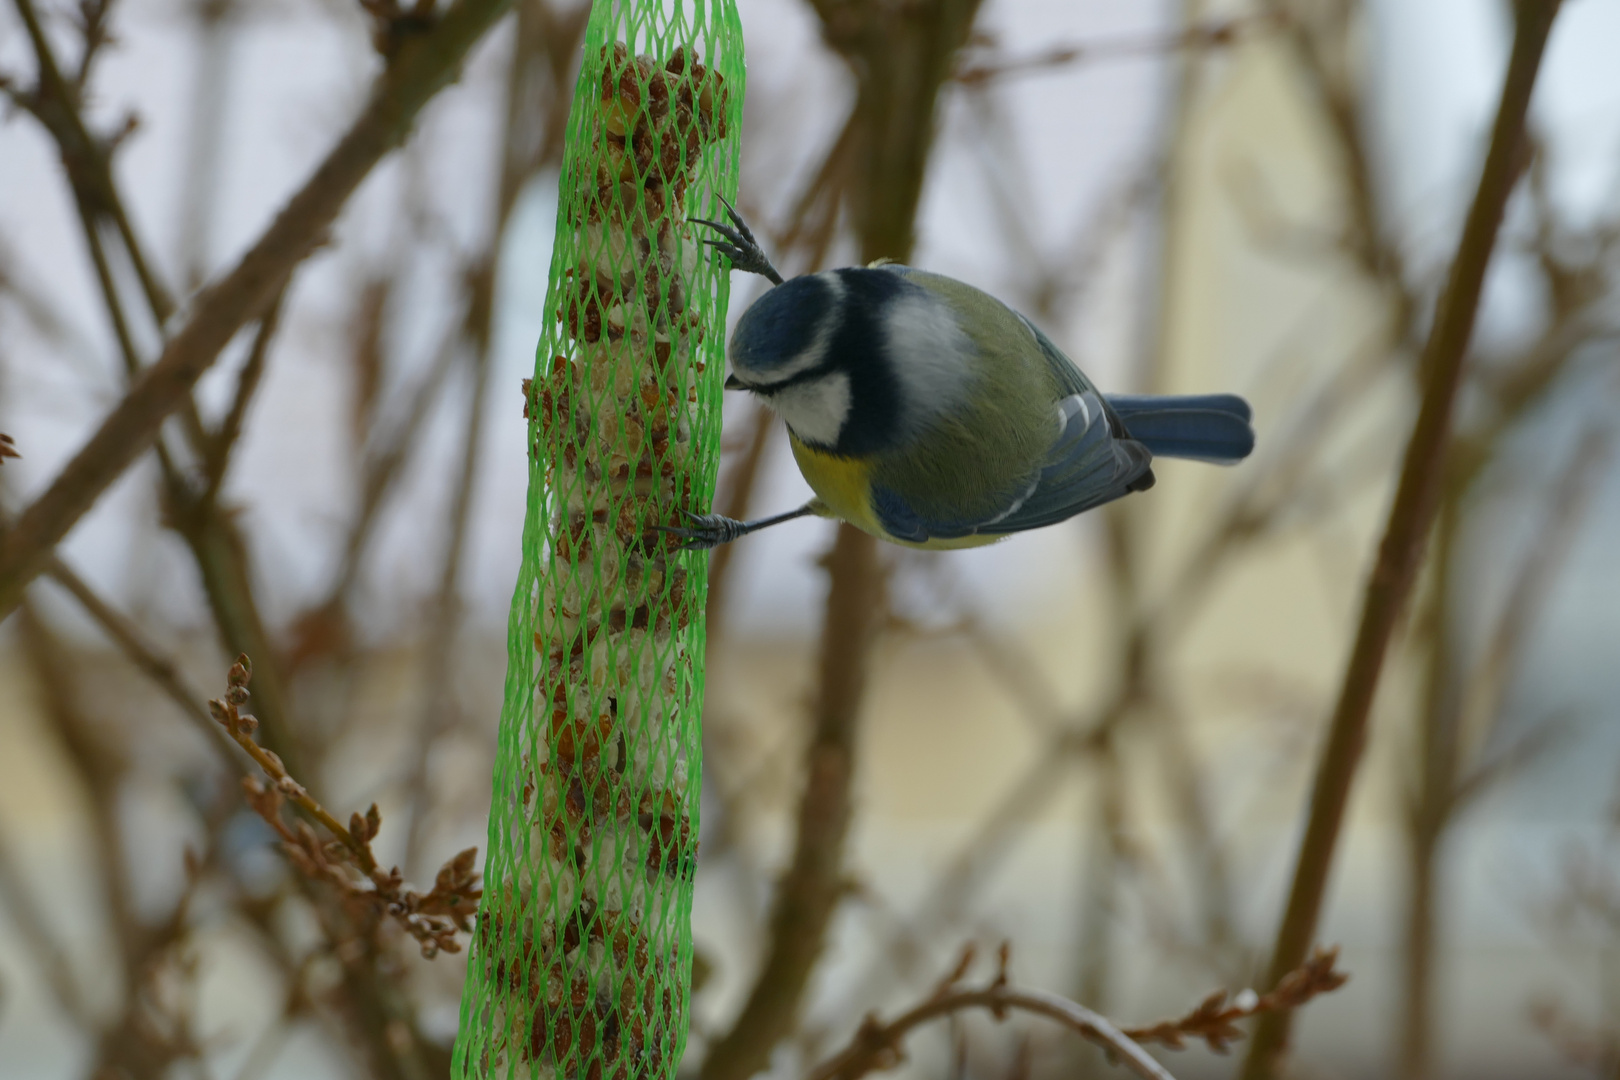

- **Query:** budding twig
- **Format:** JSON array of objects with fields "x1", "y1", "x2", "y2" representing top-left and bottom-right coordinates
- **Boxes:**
[
  {"x1": 209, "y1": 654, "x2": 482, "y2": 958},
  {"x1": 806, "y1": 943, "x2": 1349, "y2": 1080},
  {"x1": 805, "y1": 944, "x2": 1176, "y2": 1080},
  {"x1": 1121, "y1": 947, "x2": 1349, "y2": 1053}
]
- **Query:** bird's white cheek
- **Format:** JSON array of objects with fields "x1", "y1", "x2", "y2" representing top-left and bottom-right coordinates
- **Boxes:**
[{"x1": 766, "y1": 372, "x2": 851, "y2": 448}]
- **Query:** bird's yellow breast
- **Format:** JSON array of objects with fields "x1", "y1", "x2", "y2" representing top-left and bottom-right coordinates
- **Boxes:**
[
  {"x1": 789, "y1": 435, "x2": 882, "y2": 534},
  {"x1": 788, "y1": 434, "x2": 1003, "y2": 550}
]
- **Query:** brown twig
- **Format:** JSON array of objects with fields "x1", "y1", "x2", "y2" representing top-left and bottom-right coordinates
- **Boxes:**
[
  {"x1": 72, "y1": 0, "x2": 118, "y2": 92},
  {"x1": 1122, "y1": 946, "x2": 1348, "y2": 1053},
  {"x1": 1240, "y1": 3, "x2": 1563, "y2": 1075},
  {"x1": 0, "y1": 0, "x2": 516, "y2": 617},
  {"x1": 42, "y1": 554, "x2": 245, "y2": 772},
  {"x1": 0, "y1": 433, "x2": 16, "y2": 464},
  {"x1": 208, "y1": 654, "x2": 482, "y2": 958},
  {"x1": 953, "y1": 15, "x2": 1277, "y2": 86},
  {"x1": 200, "y1": 286, "x2": 286, "y2": 506},
  {"x1": 9, "y1": 0, "x2": 176, "y2": 332},
  {"x1": 1452, "y1": 427, "x2": 1609, "y2": 793},
  {"x1": 806, "y1": 945, "x2": 1177, "y2": 1080},
  {"x1": 1262, "y1": 0, "x2": 1409, "y2": 314}
]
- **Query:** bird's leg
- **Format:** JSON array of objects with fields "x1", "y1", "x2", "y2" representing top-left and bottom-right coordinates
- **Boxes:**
[
  {"x1": 691, "y1": 194, "x2": 785, "y2": 286},
  {"x1": 660, "y1": 503, "x2": 815, "y2": 550}
]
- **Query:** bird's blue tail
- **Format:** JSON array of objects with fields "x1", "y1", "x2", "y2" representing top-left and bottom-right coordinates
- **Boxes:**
[{"x1": 1106, "y1": 394, "x2": 1255, "y2": 465}]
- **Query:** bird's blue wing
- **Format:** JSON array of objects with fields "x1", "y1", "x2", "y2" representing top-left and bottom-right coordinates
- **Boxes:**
[
  {"x1": 983, "y1": 392, "x2": 1154, "y2": 533},
  {"x1": 870, "y1": 392, "x2": 1154, "y2": 543}
]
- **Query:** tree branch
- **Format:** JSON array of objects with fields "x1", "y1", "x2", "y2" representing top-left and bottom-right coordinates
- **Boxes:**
[
  {"x1": 42, "y1": 554, "x2": 245, "y2": 772},
  {"x1": 806, "y1": 945, "x2": 1178, "y2": 1080},
  {"x1": 1240, "y1": 3, "x2": 1563, "y2": 1075},
  {"x1": 200, "y1": 286, "x2": 286, "y2": 506},
  {"x1": 0, "y1": 0, "x2": 515, "y2": 617}
]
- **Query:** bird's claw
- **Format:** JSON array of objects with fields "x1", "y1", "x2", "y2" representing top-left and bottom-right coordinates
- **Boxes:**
[
  {"x1": 656, "y1": 511, "x2": 749, "y2": 551},
  {"x1": 691, "y1": 195, "x2": 784, "y2": 285}
]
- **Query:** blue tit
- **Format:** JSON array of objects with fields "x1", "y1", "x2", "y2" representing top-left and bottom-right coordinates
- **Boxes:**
[{"x1": 669, "y1": 200, "x2": 1254, "y2": 550}]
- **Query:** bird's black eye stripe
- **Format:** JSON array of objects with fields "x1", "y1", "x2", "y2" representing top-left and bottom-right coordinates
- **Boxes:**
[{"x1": 739, "y1": 363, "x2": 835, "y2": 394}]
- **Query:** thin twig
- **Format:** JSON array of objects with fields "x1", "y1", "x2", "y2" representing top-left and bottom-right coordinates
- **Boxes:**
[
  {"x1": 200, "y1": 286, "x2": 286, "y2": 506},
  {"x1": 1121, "y1": 946, "x2": 1348, "y2": 1053},
  {"x1": 806, "y1": 945, "x2": 1177, "y2": 1080},
  {"x1": 42, "y1": 554, "x2": 246, "y2": 773},
  {"x1": 1241, "y1": 4, "x2": 1563, "y2": 1075},
  {"x1": 209, "y1": 654, "x2": 482, "y2": 958},
  {"x1": 10, "y1": 0, "x2": 177, "y2": 331},
  {"x1": 953, "y1": 16, "x2": 1278, "y2": 85}
]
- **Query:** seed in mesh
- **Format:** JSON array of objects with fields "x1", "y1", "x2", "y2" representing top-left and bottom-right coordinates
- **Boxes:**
[{"x1": 490, "y1": 39, "x2": 730, "y2": 1080}]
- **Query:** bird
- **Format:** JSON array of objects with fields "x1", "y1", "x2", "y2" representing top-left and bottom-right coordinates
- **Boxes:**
[{"x1": 667, "y1": 198, "x2": 1255, "y2": 551}]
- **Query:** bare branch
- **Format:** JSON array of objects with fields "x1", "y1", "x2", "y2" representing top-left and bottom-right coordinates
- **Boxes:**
[
  {"x1": 42, "y1": 554, "x2": 245, "y2": 772},
  {"x1": 209, "y1": 655, "x2": 482, "y2": 958},
  {"x1": 806, "y1": 945, "x2": 1178, "y2": 1080},
  {"x1": 0, "y1": 0, "x2": 515, "y2": 617},
  {"x1": 953, "y1": 15, "x2": 1278, "y2": 86},
  {"x1": 1122, "y1": 947, "x2": 1349, "y2": 1053},
  {"x1": 200, "y1": 285, "x2": 286, "y2": 506},
  {"x1": 1242, "y1": 4, "x2": 1563, "y2": 1075}
]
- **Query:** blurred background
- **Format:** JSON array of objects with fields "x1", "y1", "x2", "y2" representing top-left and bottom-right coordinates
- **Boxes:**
[{"x1": 2, "y1": 0, "x2": 1620, "y2": 1078}]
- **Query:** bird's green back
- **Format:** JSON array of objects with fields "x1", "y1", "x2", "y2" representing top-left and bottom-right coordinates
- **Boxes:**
[{"x1": 870, "y1": 269, "x2": 1073, "y2": 525}]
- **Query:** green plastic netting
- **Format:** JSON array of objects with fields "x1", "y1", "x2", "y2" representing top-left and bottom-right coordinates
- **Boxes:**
[{"x1": 452, "y1": 3, "x2": 743, "y2": 1077}]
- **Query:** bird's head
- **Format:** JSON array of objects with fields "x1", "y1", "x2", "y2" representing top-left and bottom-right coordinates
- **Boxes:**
[
  {"x1": 726, "y1": 272, "x2": 852, "y2": 449},
  {"x1": 725, "y1": 267, "x2": 972, "y2": 455}
]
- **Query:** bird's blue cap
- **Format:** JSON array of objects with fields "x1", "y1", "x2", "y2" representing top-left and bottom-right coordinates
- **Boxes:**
[{"x1": 729, "y1": 274, "x2": 836, "y2": 387}]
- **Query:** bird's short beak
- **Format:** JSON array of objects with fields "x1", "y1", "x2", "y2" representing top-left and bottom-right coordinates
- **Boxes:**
[{"x1": 725, "y1": 373, "x2": 746, "y2": 391}]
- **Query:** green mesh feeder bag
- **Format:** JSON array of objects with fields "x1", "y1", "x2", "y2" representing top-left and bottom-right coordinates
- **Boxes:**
[{"x1": 453, "y1": 3, "x2": 743, "y2": 1077}]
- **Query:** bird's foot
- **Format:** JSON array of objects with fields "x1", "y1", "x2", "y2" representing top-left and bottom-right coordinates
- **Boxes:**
[
  {"x1": 691, "y1": 195, "x2": 784, "y2": 285},
  {"x1": 657, "y1": 511, "x2": 752, "y2": 551}
]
